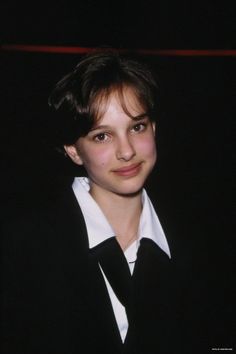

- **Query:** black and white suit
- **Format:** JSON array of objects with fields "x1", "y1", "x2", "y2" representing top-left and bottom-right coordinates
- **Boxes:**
[{"x1": 1, "y1": 185, "x2": 224, "y2": 354}]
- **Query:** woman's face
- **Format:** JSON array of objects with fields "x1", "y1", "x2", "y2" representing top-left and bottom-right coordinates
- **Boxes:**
[{"x1": 65, "y1": 88, "x2": 157, "y2": 199}]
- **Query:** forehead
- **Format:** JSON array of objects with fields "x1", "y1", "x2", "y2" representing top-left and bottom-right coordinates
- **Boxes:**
[{"x1": 94, "y1": 86, "x2": 146, "y2": 122}]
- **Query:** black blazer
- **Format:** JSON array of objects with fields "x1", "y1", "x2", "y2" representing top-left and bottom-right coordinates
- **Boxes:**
[{"x1": 1, "y1": 186, "x2": 229, "y2": 354}]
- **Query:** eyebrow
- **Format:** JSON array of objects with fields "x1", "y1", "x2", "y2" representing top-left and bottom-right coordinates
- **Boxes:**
[
  {"x1": 132, "y1": 113, "x2": 149, "y2": 120},
  {"x1": 90, "y1": 113, "x2": 149, "y2": 132}
]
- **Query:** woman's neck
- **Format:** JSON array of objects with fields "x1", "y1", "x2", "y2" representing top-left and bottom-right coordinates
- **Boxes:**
[{"x1": 90, "y1": 186, "x2": 142, "y2": 251}]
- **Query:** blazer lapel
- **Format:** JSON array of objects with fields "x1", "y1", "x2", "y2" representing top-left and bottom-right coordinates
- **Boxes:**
[
  {"x1": 88, "y1": 253, "x2": 124, "y2": 352},
  {"x1": 124, "y1": 238, "x2": 174, "y2": 353},
  {"x1": 55, "y1": 187, "x2": 123, "y2": 352}
]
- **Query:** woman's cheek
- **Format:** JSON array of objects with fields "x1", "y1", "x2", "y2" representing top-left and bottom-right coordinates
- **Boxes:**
[
  {"x1": 138, "y1": 137, "x2": 156, "y2": 156},
  {"x1": 92, "y1": 148, "x2": 112, "y2": 167}
]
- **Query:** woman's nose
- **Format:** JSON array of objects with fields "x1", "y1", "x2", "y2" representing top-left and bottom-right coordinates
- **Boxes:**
[{"x1": 116, "y1": 136, "x2": 136, "y2": 161}]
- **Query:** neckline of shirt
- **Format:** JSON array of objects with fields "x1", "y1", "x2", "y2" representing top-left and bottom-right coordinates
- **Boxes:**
[{"x1": 72, "y1": 177, "x2": 171, "y2": 259}]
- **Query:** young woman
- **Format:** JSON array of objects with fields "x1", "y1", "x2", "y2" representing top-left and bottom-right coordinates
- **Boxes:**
[{"x1": 1, "y1": 51, "x2": 209, "y2": 354}]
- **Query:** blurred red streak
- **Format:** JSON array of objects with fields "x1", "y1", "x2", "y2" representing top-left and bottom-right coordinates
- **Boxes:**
[{"x1": 1, "y1": 44, "x2": 236, "y2": 56}]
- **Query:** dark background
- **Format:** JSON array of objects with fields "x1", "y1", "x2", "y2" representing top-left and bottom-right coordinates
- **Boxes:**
[{"x1": 1, "y1": 1, "x2": 235, "y2": 346}]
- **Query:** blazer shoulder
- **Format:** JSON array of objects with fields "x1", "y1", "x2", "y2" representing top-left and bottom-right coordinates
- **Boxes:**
[{"x1": 1, "y1": 186, "x2": 89, "y2": 258}]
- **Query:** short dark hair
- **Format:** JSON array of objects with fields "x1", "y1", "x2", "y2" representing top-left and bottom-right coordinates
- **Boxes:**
[{"x1": 48, "y1": 50, "x2": 159, "y2": 150}]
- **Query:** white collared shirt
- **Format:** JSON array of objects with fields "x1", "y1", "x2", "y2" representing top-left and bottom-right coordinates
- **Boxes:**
[{"x1": 72, "y1": 177, "x2": 171, "y2": 342}]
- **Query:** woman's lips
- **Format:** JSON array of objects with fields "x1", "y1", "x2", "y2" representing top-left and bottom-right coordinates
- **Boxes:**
[{"x1": 112, "y1": 163, "x2": 142, "y2": 177}]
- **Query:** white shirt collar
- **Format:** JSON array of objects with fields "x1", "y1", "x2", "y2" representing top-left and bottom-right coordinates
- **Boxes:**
[{"x1": 72, "y1": 177, "x2": 171, "y2": 259}]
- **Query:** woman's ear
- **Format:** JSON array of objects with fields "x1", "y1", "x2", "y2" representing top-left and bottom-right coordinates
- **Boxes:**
[{"x1": 64, "y1": 145, "x2": 83, "y2": 165}]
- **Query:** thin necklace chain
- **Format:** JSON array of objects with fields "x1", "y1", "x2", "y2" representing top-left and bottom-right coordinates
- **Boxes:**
[{"x1": 116, "y1": 232, "x2": 137, "y2": 251}]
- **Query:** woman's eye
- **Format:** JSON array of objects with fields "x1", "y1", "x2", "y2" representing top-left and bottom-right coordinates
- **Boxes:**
[
  {"x1": 132, "y1": 123, "x2": 146, "y2": 133},
  {"x1": 93, "y1": 133, "x2": 109, "y2": 142}
]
